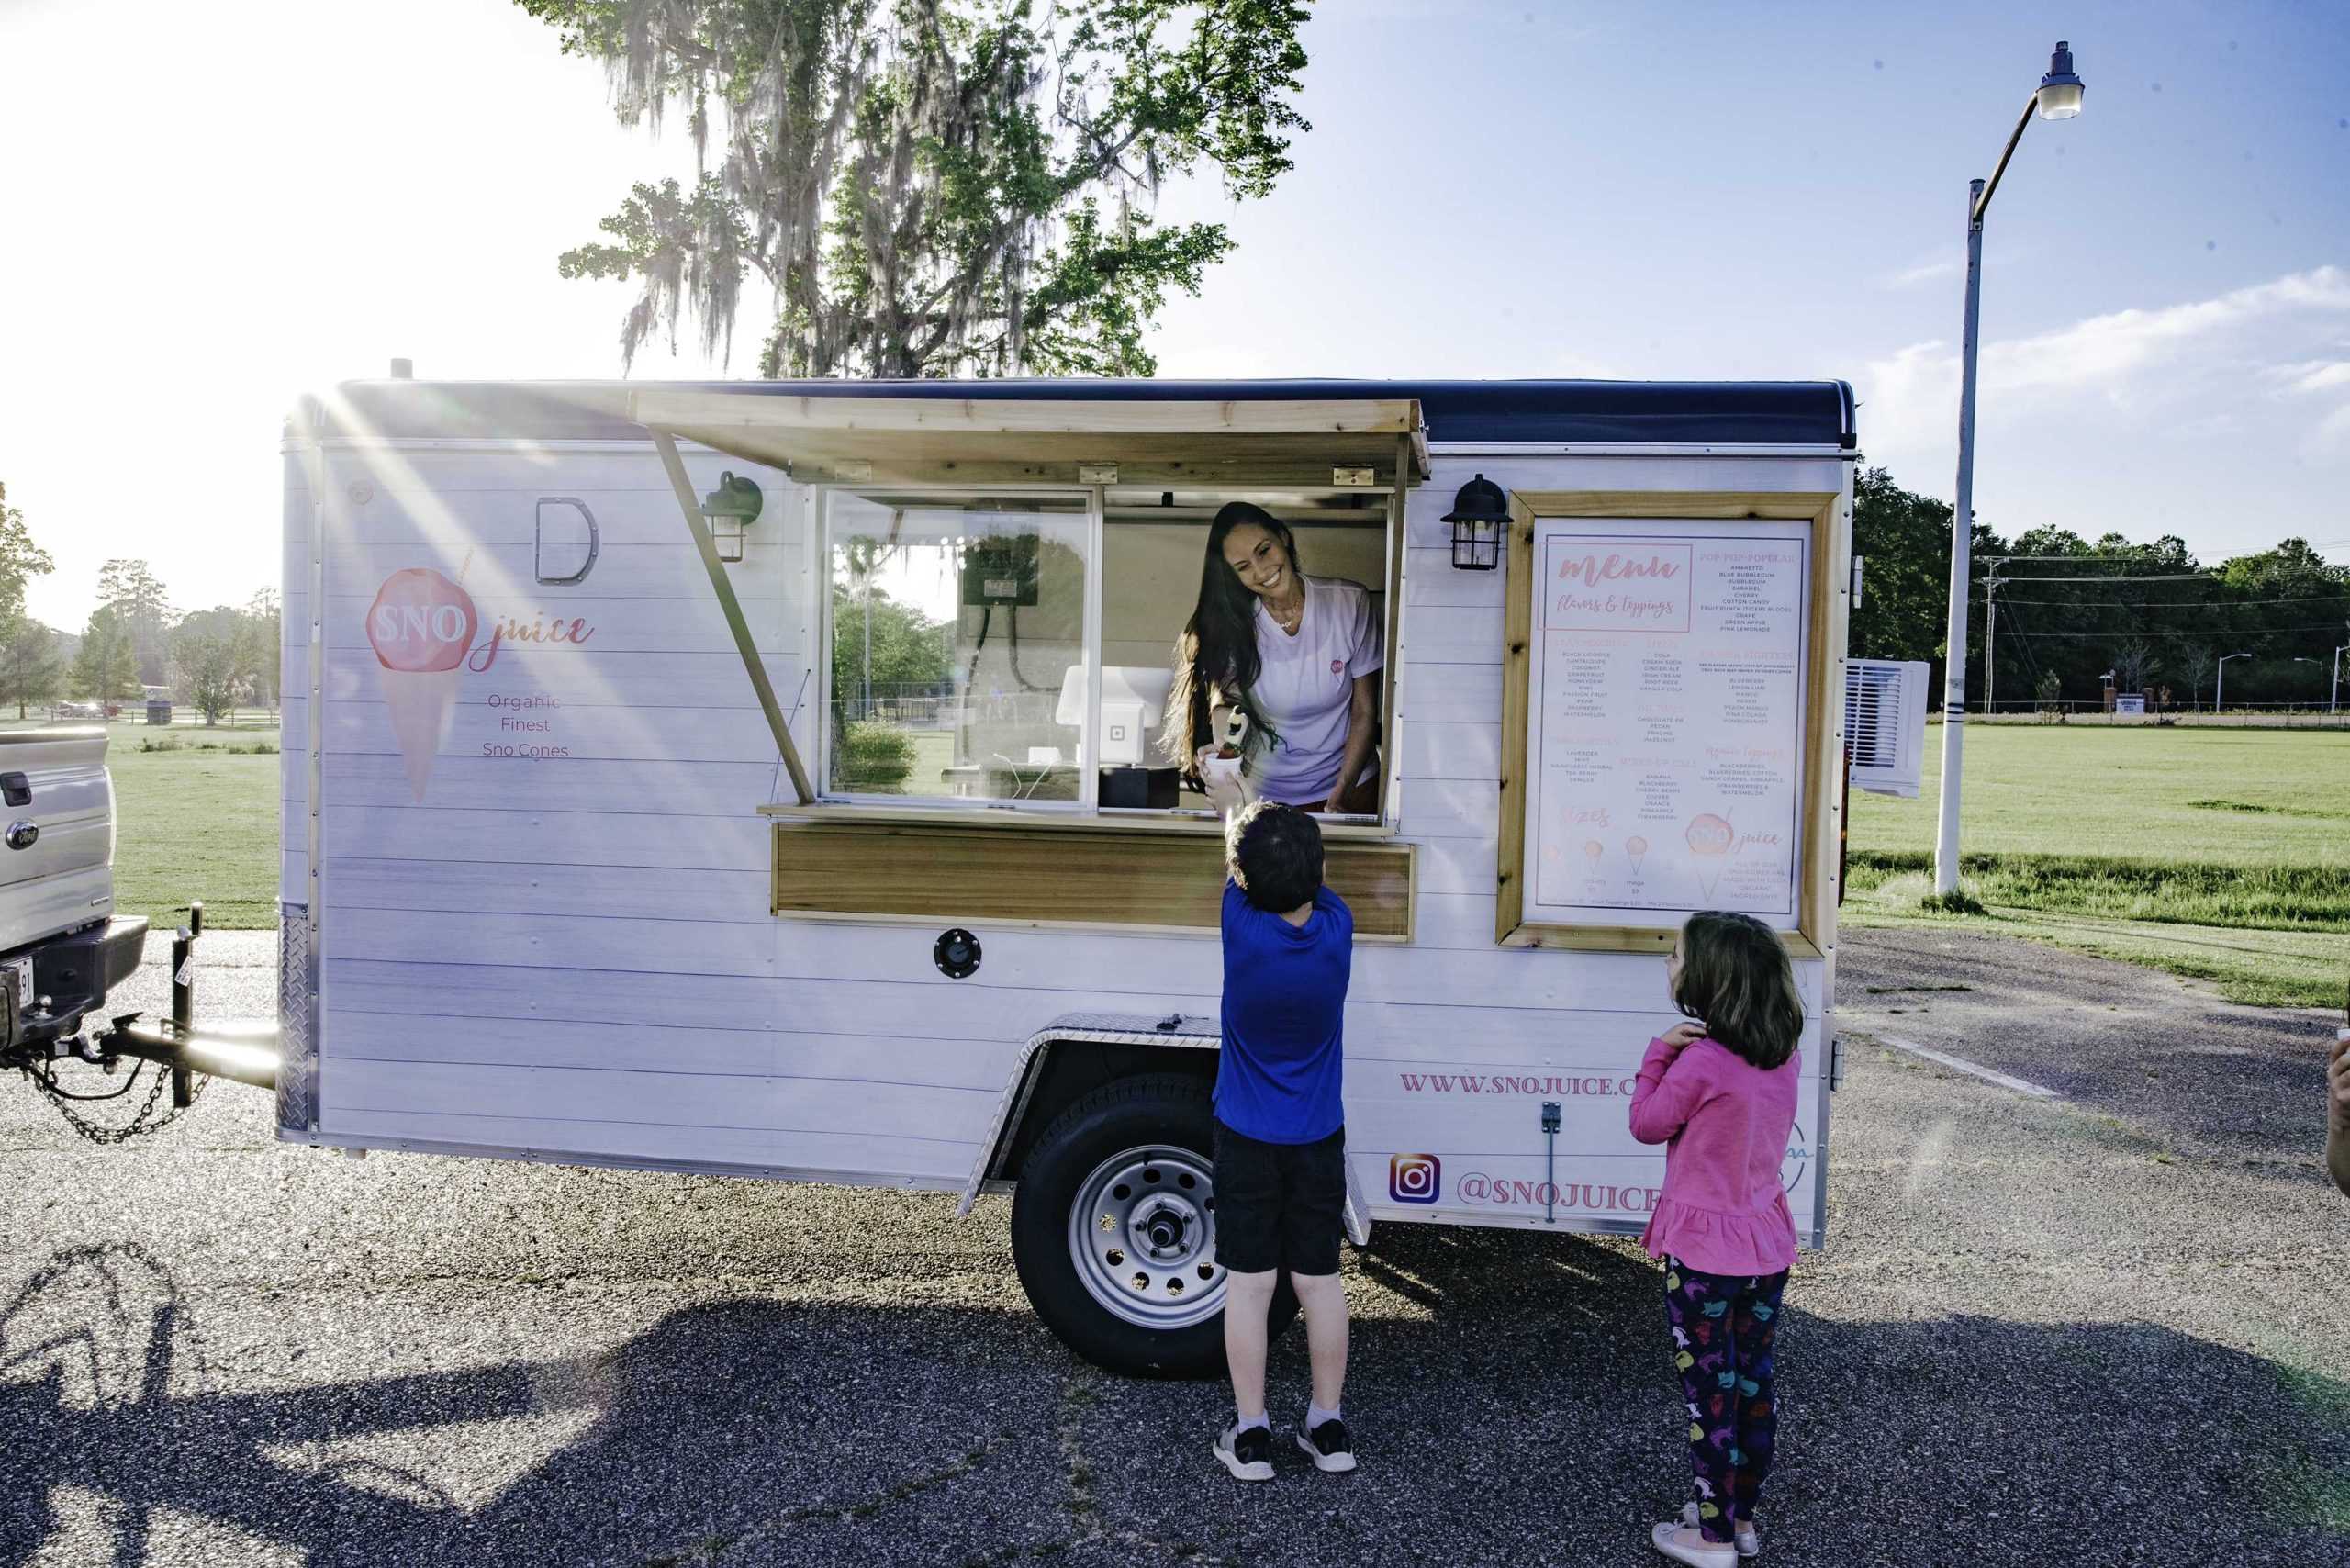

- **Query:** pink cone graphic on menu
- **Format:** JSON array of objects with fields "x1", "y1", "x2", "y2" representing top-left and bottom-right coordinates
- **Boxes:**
[
  {"x1": 367, "y1": 567, "x2": 477, "y2": 801},
  {"x1": 1685, "y1": 812, "x2": 1733, "y2": 900},
  {"x1": 1626, "y1": 834, "x2": 1649, "y2": 875}
]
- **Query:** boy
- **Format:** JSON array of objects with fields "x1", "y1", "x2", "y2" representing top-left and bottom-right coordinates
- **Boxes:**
[{"x1": 1210, "y1": 801, "x2": 1356, "y2": 1482}]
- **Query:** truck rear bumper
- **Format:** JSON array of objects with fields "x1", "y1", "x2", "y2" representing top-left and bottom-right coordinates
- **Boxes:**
[{"x1": 17, "y1": 915, "x2": 150, "y2": 1040}]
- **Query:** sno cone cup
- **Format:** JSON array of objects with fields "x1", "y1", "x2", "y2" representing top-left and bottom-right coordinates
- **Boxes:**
[
  {"x1": 378, "y1": 666, "x2": 464, "y2": 801},
  {"x1": 366, "y1": 566, "x2": 478, "y2": 803}
]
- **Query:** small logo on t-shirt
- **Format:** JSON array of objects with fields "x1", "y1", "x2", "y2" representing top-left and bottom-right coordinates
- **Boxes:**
[
  {"x1": 1330, "y1": 658, "x2": 1344, "y2": 676},
  {"x1": 1389, "y1": 1152, "x2": 1441, "y2": 1204}
]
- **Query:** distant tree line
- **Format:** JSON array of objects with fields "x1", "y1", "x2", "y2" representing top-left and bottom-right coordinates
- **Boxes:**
[
  {"x1": 1850, "y1": 465, "x2": 2350, "y2": 710},
  {"x1": 0, "y1": 481, "x2": 278, "y2": 723}
]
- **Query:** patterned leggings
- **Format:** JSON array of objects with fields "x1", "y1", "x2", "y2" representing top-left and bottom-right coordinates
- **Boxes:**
[{"x1": 1662, "y1": 1258, "x2": 1789, "y2": 1543}]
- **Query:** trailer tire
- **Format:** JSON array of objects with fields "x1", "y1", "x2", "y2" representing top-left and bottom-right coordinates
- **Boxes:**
[{"x1": 1011, "y1": 1072, "x2": 1298, "y2": 1379}]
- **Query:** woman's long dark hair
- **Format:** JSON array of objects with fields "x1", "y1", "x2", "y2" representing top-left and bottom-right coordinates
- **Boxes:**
[
  {"x1": 1673, "y1": 911, "x2": 1805, "y2": 1070},
  {"x1": 1165, "y1": 502, "x2": 1302, "y2": 767}
]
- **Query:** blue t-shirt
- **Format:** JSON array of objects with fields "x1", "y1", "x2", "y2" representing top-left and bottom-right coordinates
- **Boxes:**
[{"x1": 1215, "y1": 880, "x2": 1352, "y2": 1143}]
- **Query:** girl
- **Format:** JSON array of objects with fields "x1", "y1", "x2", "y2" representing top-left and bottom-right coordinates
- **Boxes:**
[{"x1": 1629, "y1": 911, "x2": 1806, "y2": 1567}]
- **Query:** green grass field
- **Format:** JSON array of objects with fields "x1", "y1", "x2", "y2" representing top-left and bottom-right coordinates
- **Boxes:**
[
  {"x1": 1845, "y1": 725, "x2": 2350, "y2": 1007},
  {"x1": 24, "y1": 722, "x2": 288, "y2": 933}
]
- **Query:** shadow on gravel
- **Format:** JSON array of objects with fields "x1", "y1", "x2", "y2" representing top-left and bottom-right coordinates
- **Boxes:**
[{"x1": 2, "y1": 1236, "x2": 2344, "y2": 1568}]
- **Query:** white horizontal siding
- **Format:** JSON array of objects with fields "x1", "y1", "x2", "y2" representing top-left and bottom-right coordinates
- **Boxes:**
[
  {"x1": 326, "y1": 1109, "x2": 974, "y2": 1184},
  {"x1": 323, "y1": 540, "x2": 793, "y2": 603},
  {"x1": 323, "y1": 1011, "x2": 1018, "y2": 1092},
  {"x1": 327, "y1": 857, "x2": 771, "y2": 924},
  {"x1": 319, "y1": 755, "x2": 778, "y2": 813},
  {"x1": 322, "y1": 807, "x2": 767, "y2": 868},
  {"x1": 330, "y1": 448, "x2": 767, "y2": 497}
]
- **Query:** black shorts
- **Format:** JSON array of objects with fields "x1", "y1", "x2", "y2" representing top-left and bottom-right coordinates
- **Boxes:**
[{"x1": 1213, "y1": 1120, "x2": 1346, "y2": 1277}]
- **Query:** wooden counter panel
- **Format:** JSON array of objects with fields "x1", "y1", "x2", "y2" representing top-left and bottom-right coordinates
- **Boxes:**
[{"x1": 772, "y1": 821, "x2": 1415, "y2": 940}]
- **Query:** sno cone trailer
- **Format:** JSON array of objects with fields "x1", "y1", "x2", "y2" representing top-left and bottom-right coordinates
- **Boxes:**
[{"x1": 273, "y1": 376, "x2": 1853, "y2": 1376}]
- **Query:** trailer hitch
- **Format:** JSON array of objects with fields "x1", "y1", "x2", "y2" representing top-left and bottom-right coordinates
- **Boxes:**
[{"x1": 10, "y1": 900, "x2": 278, "y2": 1143}]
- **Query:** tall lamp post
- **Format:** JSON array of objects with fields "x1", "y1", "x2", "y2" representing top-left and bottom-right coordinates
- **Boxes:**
[
  {"x1": 2332, "y1": 643, "x2": 2346, "y2": 715},
  {"x1": 2217, "y1": 652, "x2": 2253, "y2": 712},
  {"x1": 1931, "y1": 41, "x2": 2087, "y2": 896}
]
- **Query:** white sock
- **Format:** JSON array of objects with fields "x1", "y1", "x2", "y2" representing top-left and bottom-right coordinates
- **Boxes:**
[
  {"x1": 1235, "y1": 1410, "x2": 1270, "y2": 1434},
  {"x1": 1306, "y1": 1401, "x2": 1342, "y2": 1430}
]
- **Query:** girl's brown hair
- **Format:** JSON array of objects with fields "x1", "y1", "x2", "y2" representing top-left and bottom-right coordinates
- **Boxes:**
[{"x1": 1673, "y1": 911, "x2": 1804, "y2": 1070}]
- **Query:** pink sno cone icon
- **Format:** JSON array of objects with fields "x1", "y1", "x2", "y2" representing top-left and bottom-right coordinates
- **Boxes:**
[
  {"x1": 367, "y1": 568, "x2": 477, "y2": 801},
  {"x1": 1684, "y1": 812, "x2": 1733, "y2": 857},
  {"x1": 367, "y1": 568, "x2": 476, "y2": 671}
]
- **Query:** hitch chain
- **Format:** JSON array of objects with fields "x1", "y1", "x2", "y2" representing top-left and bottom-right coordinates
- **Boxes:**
[{"x1": 20, "y1": 1048, "x2": 213, "y2": 1145}]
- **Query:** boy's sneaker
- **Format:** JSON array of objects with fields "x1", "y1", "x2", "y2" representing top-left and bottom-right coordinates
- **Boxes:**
[
  {"x1": 1214, "y1": 1422, "x2": 1274, "y2": 1482},
  {"x1": 1295, "y1": 1417, "x2": 1357, "y2": 1473}
]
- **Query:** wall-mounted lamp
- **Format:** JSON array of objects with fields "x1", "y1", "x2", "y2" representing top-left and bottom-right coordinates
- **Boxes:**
[
  {"x1": 699, "y1": 471, "x2": 763, "y2": 563},
  {"x1": 1443, "y1": 473, "x2": 1508, "y2": 571}
]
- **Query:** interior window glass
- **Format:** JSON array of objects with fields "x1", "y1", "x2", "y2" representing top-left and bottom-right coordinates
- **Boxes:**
[{"x1": 826, "y1": 492, "x2": 1090, "y2": 802}]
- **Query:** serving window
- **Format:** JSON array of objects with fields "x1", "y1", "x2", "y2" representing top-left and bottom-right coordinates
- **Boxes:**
[
  {"x1": 817, "y1": 485, "x2": 1394, "y2": 823},
  {"x1": 633, "y1": 391, "x2": 1426, "y2": 937}
]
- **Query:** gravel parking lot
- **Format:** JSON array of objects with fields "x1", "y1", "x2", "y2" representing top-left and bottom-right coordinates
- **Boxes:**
[{"x1": 3, "y1": 929, "x2": 2345, "y2": 1567}]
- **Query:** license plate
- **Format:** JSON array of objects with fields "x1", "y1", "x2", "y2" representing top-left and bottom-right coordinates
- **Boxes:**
[{"x1": 6, "y1": 956, "x2": 30, "y2": 1011}]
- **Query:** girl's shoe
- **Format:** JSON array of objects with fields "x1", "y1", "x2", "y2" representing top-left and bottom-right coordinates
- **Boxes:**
[
  {"x1": 1651, "y1": 1520, "x2": 1739, "y2": 1567},
  {"x1": 1681, "y1": 1502, "x2": 1759, "y2": 1558}
]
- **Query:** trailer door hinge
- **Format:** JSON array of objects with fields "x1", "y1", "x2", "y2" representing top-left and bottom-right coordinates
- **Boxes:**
[{"x1": 1830, "y1": 1034, "x2": 1846, "y2": 1092}]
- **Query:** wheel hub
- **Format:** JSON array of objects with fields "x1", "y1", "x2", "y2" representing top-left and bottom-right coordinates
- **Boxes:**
[{"x1": 1066, "y1": 1144, "x2": 1223, "y2": 1330}]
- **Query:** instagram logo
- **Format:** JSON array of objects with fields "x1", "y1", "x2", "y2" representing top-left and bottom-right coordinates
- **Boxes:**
[{"x1": 1388, "y1": 1153, "x2": 1441, "y2": 1204}]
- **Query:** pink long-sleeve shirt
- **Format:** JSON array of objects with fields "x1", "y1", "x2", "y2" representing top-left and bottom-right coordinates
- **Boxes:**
[{"x1": 1628, "y1": 1034, "x2": 1800, "y2": 1276}]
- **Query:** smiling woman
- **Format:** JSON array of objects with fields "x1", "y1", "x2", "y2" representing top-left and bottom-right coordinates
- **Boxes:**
[{"x1": 1167, "y1": 502, "x2": 1384, "y2": 817}]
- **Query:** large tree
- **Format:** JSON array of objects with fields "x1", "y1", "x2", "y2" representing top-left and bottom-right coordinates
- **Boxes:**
[
  {"x1": 171, "y1": 625, "x2": 241, "y2": 725},
  {"x1": 0, "y1": 619, "x2": 62, "y2": 719},
  {"x1": 96, "y1": 558, "x2": 173, "y2": 687},
  {"x1": 72, "y1": 604, "x2": 140, "y2": 703},
  {"x1": 522, "y1": 0, "x2": 1310, "y2": 376},
  {"x1": 0, "y1": 482, "x2": 56, "y2": 629}
]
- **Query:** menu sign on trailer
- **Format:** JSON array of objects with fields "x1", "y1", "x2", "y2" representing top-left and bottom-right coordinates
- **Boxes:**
[{"x1": 1496, "y1": 494, "x2": 1842, "y2": 954}]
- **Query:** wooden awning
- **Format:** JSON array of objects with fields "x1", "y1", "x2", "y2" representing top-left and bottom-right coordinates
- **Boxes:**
[{"x1": 629, "y1": 389, "x2": 1427, "y2": 487}]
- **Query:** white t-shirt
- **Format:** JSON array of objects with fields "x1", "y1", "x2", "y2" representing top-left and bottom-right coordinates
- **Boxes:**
[{"x1": 1246, "y1": 576, "x2": 1384, "y2": 805}]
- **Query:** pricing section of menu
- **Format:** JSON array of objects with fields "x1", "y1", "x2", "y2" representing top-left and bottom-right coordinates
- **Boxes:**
[{"x1": 1525, "y1": 518, "x2": 1809, "y2": 928}]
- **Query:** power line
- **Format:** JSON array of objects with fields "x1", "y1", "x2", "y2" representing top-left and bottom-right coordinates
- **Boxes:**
[
  {"x1": 1982, "y1": 591, "x2": 2350, "y2": 608},
  {"x1": 1972, "y1": 622, "x2": 2350, "y2": 640}
]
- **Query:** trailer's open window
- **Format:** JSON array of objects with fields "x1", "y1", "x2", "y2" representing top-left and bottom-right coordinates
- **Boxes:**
[{"x1": 818, "y1": 485, "x2": 1394, "y2": 821}]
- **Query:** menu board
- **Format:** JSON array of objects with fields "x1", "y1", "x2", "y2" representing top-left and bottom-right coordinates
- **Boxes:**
[{"x1": 1518, "y1": 517, "x2": 1810, "y2": 931}]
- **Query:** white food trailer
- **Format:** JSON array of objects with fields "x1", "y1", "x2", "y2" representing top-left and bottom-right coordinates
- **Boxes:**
[{"x1": 278, "y1": 375, "x2": 1855, "y2": 1375}]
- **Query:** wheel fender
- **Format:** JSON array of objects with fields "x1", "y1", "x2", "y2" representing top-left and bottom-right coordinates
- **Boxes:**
[{"x1": 959, "y1": 1010, "x2": 1371, "y2": 1248}]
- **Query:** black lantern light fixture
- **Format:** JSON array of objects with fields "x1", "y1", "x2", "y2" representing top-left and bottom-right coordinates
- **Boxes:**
[
  {"x1": 699, "y1": 471, "x2": 764, "y2": 563},
  {"x1": 1443, "y1": 473, "x2": 1508, "y2": 570}
]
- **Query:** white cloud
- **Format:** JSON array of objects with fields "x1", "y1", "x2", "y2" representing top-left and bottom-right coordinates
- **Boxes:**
[
  {"x1": 1855, "y1": 264, "x2": 2350, "y2": 466},
  {"x1": 1883, "y1": 257, "x2": 1960, "y2": 290}
]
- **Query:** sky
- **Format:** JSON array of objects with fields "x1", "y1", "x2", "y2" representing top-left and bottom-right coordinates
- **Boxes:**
[{"x1": 1, "y1": 0, "x2": 2345, "y2": 629}]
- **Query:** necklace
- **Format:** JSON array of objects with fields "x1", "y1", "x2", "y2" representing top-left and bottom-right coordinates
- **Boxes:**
[{"x1": 1268, "y1": 586, "x2": 1304, "y2": 634}]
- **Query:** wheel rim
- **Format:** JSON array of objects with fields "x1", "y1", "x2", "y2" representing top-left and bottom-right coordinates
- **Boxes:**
[{"x1": 1066, "y1": 1142, "x2": 1224, "y2": 1330}]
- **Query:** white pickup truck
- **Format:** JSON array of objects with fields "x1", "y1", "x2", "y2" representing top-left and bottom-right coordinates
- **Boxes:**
[
  {"x1": 2, "y1": 726, "x2": 276, "y2": 1129},
  {"x1": 0, "y1": 727, "x2": 147, "y2": 1042}
]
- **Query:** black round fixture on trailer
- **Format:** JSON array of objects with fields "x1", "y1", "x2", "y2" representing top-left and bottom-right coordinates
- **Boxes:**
[
  {"x1": 1443, "y1": 473, "x2": 1509, "y2": 570},
  {"x1": 934, "y1": 928, "x2": 982, "y2": 979}
]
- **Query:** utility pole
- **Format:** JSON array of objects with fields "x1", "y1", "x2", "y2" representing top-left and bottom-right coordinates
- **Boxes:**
[{"x1": 1982, "y1": 562, "x2": 2002, "y2": 717}]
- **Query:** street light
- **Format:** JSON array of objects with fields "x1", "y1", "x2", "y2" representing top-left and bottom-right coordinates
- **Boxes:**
[
  {"x1": 2333, "y1": 644, "x2": 2347, "y2": 715},
  {"x1": 2217, "y1": 652, "x2": 2253, "y2": 712},
  {"x1": 1932, "y1": 40, "x2": 2088, "y2": 896}
]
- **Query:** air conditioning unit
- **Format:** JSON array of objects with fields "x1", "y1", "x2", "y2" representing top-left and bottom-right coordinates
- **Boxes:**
[{"x1": 1844, "y1": 658, "x2": 1928, "y2": 799}]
